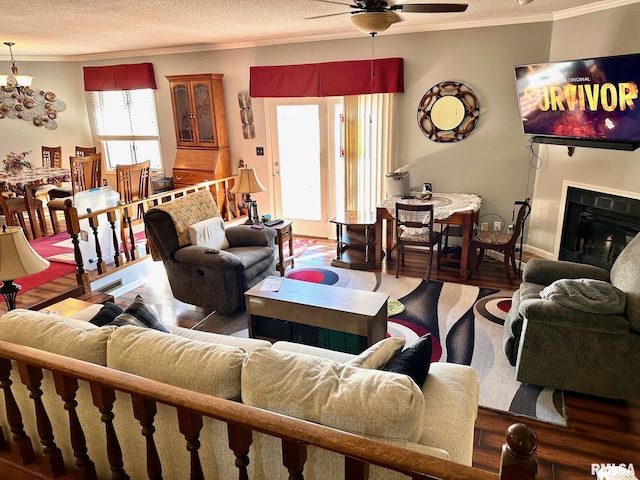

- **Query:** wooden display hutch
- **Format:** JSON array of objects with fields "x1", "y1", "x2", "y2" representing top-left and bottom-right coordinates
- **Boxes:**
[{"x1": 166, "y1": 73, "x2": 232, "y2": 215}]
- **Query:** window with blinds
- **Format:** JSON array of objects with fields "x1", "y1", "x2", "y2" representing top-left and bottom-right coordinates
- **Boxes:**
[{"x1": 90, "y1": 89, "x2": 162, "y2": 170}]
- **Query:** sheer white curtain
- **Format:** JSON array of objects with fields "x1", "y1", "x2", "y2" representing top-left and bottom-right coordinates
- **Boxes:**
[{"x1": 343, "y1": 93, "x2": 397, "y2": 213}]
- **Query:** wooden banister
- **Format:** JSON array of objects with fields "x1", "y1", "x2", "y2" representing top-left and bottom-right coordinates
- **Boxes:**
[
  {"x1": 0, "y1": 340, "x2": 538, "y2": 480},
  {"x1": 61, "y1": 177, "x2": 238, "y2": 295}
]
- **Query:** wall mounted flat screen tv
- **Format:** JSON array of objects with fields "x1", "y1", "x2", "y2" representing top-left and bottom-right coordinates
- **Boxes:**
[{"x1": 515, "y1": 53, "x2": 640, "y2": 146}]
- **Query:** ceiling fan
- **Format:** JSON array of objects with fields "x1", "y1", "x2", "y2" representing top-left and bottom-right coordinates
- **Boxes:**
[{"x1": 308, "y1": 0, "x2": 469, "y2": 35}]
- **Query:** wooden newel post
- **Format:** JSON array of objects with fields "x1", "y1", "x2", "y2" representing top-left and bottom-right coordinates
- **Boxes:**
[{"x1": 499, "y1": 423, "x2": 538, "y2": 480}]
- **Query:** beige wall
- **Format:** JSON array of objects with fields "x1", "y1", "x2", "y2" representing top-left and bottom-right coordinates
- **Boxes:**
[
  {"x1": 3, "y1": 4, "x2": 637, "y2": 247},
  {"x1": 0, "y1": 61, "x2": 92, "y2": 169},
  {"x1": 527, "y1": 3, "x2": 640, "y2": 257},
  {"x1": 79, "y1": 21, "x2": 552, "y2": 231}
]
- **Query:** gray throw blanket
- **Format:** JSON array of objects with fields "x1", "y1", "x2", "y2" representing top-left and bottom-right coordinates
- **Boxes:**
[{"x1": 540, "y1": 278, "x2": 626, "y2": 314}]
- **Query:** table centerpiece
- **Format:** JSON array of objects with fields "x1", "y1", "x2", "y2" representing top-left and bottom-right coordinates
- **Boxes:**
[{"x1": 3, "y1": 150, "x2": 32, "y2": 175}]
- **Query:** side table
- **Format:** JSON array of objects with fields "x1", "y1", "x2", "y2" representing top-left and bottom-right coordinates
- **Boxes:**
[
  {"x1": 330, "y1": 211, "x2": 376, "y2": 270},
  {"x1": 271, "y1": 220, "x2": 294, "y2": 276}
]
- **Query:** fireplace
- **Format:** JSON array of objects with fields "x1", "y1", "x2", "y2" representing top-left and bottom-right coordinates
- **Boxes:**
[{"x1": 559, "y1": 187, "x2": 640, "y2": 270}]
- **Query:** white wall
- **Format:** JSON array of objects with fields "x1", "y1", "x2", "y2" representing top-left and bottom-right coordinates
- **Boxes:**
[{"x1": 527, "y1": 3, "x2": 640, "y2": 257}]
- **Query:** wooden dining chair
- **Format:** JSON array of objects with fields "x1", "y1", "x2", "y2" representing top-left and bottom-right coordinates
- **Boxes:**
[
  {"x1": 395, "y1": 202, "x2": 443, "y2": 281},
  {"x1": 47, "y1": 153, "x2": 104, "y2": 234},
  {"x1": 116, "y1": 160, "x2": 151, "y2": 260},
  {"x1": 469, "y1": 198, "x2": 531, "y2": 285},
  {"x1": 75, "y1": 146, "x2": 97, "y2": 157},
  {"x1": 41, "y1": 146, "x2": 62, "y2": 168},
  {"x1": 33, "y1": 146, "x2": 63, "y2": 203},
  {"x1": 0, "y1": 190, "x2": 47, "y2": 240}
]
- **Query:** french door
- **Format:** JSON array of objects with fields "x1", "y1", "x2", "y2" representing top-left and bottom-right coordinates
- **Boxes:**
[{"x1": 265, "y1": 97, "x2": 343, "y2": 238}]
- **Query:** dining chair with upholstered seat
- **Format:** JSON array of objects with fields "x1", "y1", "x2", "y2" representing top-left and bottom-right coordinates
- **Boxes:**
[
  {"x1": 48, "y1": 147, "x2": 98, "y2": 201},
  {"x1": 47, "y1": 153, "x2": 104, "y2": 234},
  {"x1": 395, "y1": 202, "x2": 443, "y2": 281},
  {"x1": 469, "y1": 198, "x2": 531, "y2": 285},
  {"x1": 116, "y1": 160, "x2": 151, "y2": 260},
  {"x1": 0, "y1": 190, "x2": 47, "y2": 239}
]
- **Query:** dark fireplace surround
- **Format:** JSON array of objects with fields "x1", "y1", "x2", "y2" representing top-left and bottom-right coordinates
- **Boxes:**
[{"x1": 560, "y1": 187, "x2": 640, "y2": 270}]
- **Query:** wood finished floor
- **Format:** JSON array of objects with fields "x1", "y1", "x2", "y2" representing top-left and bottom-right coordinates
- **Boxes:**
[{"x1": 12, "y1": 230, "x2": 640, "y2": 480}]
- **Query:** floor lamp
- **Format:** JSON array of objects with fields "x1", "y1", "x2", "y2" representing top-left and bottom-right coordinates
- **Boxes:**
[
  {"x1": 0, "y1": 225, "x2": 50, "y2": 311},
  {"x1": 230, "y1": 167, "x2": 266, "y2": 225}
]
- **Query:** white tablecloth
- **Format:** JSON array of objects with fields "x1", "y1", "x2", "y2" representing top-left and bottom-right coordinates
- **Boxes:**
[{"x1": 379, "y1": 192, "x2": 482, "y2": 220}]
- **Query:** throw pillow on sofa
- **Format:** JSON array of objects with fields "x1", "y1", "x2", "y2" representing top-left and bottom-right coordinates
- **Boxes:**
[
  {"x1": 382, "y1": 334, "x2": 433, "y2": 388},
  {"x1": 89, "y1": 302, "x2": 124, "y2": 326},
  {"x1": 241, "y1": 348, "x2": 425, "y2": 442},
  {"x1": 345, "y1": 337, "x2": 405, "y2": 369},
  {"x1": 108, "y1": 295, "x2": 170, "y2": 333}
]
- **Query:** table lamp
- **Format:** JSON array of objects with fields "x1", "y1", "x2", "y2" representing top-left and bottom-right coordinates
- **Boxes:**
[
  {"x1": 230, "y1": 167, "x2": 266, "y2": 225},
  {"x1": 0, "y1": 225, "x2": 50, "y2": 311}
]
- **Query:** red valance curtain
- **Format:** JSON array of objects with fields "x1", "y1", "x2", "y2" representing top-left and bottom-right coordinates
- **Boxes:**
[
  {"x1": 250, "y1": 58, "x2": 403, "y2": 97},
  {"x1": 83, "y1": 63, "x2": 157, "y2": 91}
]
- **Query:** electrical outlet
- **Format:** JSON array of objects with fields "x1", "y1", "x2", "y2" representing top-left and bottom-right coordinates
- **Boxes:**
[
  {"x1": 508, "y1": 224, "x2": 514, "y2": 234},
  {"x1": 256, "y1": 146, "x2": 264, "y2": 156},
  {"x1": 494, "y1": 221, "x2": 502, "y2": 231},
  {"x1": 481, "y1": 222, "x2": 489, "y2": 231}
]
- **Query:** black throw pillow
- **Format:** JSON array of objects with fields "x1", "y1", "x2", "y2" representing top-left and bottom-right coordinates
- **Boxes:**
[
  {"x1": 382, "y1": 333, "x2": 433, "y2": 388},
  {"x1": 108, "y1": 295, "x2": 170, "y2": 333},
  {"x1": 89, "y1": 302, "x2": 124, "y2": 327}
]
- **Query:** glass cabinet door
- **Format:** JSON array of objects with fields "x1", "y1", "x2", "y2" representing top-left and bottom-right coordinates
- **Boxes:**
[
  {"x1": 193, "y1": 81, "x2": 217, "y2": 147},
  {"x1": 172, "y1": 83, "x2": 194, "y2": 145}
]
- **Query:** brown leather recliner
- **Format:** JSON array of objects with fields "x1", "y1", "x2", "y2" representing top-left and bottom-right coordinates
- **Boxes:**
[{"x1": 144, "y1": 190, "x2": 276, "y2": 315}]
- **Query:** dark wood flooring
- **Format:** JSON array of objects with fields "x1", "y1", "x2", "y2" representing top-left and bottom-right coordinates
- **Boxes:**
[{"x1": 11, "y1": 233, "x2": 640, "y2": 480}]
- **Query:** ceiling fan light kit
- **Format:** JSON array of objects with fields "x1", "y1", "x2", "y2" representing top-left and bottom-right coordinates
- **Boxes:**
[
  {"x1": 311, "y1": 1, "x2": 469, "y2": 35},
  {"x1": 351, "y1": 11, "x2": 400, "y2": 34}
]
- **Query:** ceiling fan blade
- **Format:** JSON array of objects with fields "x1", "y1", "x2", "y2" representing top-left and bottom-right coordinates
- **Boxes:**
[
  {"x1": 310, "y1": 0, "x2": 354, "y2": 5},
  {"x1": 393, "y1": 3, "x2": 469, "y2": 13},
  {"x1": 306, "y1": 11, "x2": 355, "y2": 19}
]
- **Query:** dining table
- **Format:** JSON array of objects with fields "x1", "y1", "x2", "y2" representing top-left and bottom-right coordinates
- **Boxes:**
[
  {"x1": 375, "y1": 192, "x2": 482, "y2": 280},
  {"x1": 0, "y1": 167, "x2": 71, "y2": 239}
]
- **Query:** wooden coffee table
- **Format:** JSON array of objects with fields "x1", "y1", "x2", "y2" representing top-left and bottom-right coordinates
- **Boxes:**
[{"x1": 245, "y1": 276, "x2": 388, "y2": 354}]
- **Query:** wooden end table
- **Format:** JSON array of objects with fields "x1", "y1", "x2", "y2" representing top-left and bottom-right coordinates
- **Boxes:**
[
  {"x1": 330, "y1": 211, "x2": 376, "y2": 270},
  {"x1": 245, "y1": 276, "x2": 388, "y2": 354},
  {"x1": 271, "y1": 220, "x2": 294, "y2": 276}
]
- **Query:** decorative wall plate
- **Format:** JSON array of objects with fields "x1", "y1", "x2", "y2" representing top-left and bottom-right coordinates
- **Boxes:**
[
  {"x1": 0, "y1": 85, "x2": 65, "y2": 127},
  {"x1": 417, "y1": 81, "x2": 480, "y2": 142}
]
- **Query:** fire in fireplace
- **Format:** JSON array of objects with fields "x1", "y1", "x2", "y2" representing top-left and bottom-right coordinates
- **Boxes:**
[{"x1": 560, "y1": 187, "x2": 640, "y2": 270}]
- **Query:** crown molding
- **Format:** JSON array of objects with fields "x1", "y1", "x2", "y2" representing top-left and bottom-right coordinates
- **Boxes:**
[{"x1": 16, "y1": 0, "x2": 640, "y2": 62}]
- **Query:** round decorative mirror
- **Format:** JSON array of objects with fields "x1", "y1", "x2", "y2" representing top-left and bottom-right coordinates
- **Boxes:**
[{"x1": 417, "y1": 81, "x2": 480, "y2": 142}]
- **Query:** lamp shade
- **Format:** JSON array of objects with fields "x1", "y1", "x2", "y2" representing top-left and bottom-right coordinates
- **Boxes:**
[
  {"x1": 350, "y1": 11, "x2": 400, "y2": 35},
  {"x1": 230, "y1": 167, "x2": 266, "y2": 194},
  {"x1": 0, "y1": 226, "x2": 49, "y2": 281}
]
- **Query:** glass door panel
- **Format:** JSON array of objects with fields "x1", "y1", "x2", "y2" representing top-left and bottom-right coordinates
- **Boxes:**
[
  {"x1": 269, "y1": 99, "x2": 330, "y2": 238},
  {"x1": 172, "y1": 84, "x2": 193, "y2": 144},
  {"x1": 193, "y1": 82, "x2": 216, "y2": 146}
]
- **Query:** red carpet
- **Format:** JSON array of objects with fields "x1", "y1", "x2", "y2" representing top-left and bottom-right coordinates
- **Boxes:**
[
  {"x1": 16, "y1": 233, "x2": 76, "y2": 295},
  {"x1": 292, "y1": 238, "x2": 317, "y2": 258}
]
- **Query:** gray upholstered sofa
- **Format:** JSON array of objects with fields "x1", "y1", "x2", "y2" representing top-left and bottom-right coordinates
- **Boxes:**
[
  {"x1": 504, "y1": 232, "x2": 640, "y2": 399},
  {"x1": 144, "y1": 190, "x2": 276, "y2": 314}
]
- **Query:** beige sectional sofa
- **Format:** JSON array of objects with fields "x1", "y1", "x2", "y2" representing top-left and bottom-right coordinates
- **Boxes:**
[{"x1": 0, "y1": 307, "x2": 479, "y2": 479}]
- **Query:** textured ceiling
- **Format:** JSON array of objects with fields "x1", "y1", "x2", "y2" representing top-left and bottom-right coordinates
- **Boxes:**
[{"x1": 0, "y1": 0, "x2": 634, "y2": 60}]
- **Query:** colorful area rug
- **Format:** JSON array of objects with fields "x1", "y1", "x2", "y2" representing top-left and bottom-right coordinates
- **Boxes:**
[
  {"x1": 284, "y1": 266, "x2": 567, "y2": 427},
  {"x1": 20, "y1": 233, "x2": 77, "y2": 294}
]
